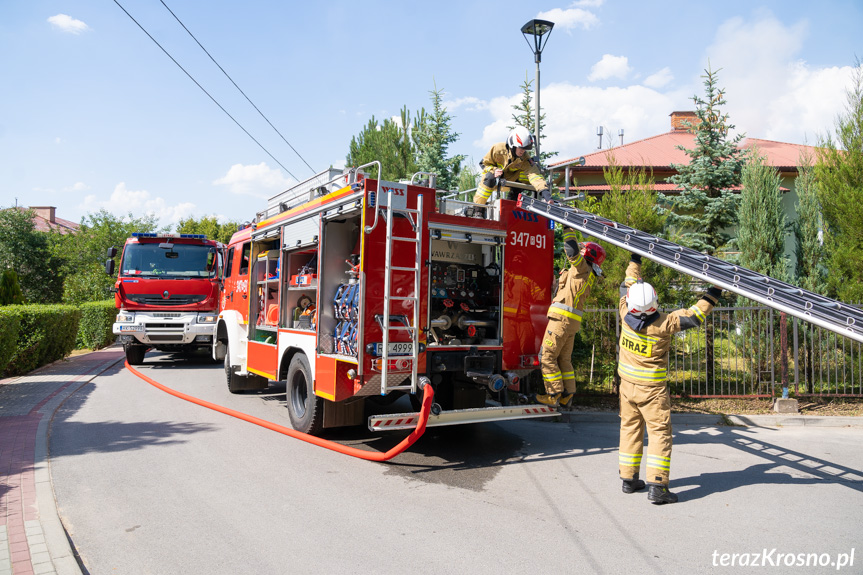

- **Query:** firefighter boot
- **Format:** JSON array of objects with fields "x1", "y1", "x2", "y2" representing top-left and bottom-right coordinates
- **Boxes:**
[
  {"x1": 647, "y1": 483, "x2": 678, "y2": 504},
  {"x1": 559, "y1": 393, "x2": 574, "y2": 409},
  {"x1": 622, "y1": 473, "x2": 646, "y2": 494},
  {"x1": 533, "y1": 393, "x2": 560, "y2": 407}
]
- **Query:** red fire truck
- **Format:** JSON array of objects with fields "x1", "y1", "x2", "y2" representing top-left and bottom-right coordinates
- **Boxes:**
[
  {"x1": 215, "y1": 165, "x2": 557, "y2": 435},
  {"x1": 106, "y1": 233, "x2": 222, "y2": 365}
]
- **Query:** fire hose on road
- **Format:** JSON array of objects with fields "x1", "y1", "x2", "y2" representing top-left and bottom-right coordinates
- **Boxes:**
[{"x1": 125, "y1": 361, "x2": 434, "y2": 462}]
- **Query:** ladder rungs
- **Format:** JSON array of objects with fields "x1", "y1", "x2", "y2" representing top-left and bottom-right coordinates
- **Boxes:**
[
  {"x1": 388, "y1": 296, "x2": 418, "y2": 302},
  {"x1": 388, "y1": 266, "x2": 421, "y2": 272},
  {"x1": 385, "y1": 385, "x2": 415, "y2": 392},
  {"x1": 385, "y1": 326, "x2": 415, "y2": 331},
  {"x1": 392, "y1": 237, "x2": 419, "y2": 243}
]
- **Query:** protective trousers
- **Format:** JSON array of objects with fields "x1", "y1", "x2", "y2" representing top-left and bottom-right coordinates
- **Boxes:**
[
  {"x1": 540, "y1": 317, "x2": 577, "y2": 395},
  {"x1": 618, "y1": 379, "x2": 672, "y2": 484}
]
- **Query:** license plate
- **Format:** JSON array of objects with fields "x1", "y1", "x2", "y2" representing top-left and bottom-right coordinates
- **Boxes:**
[
  {"x1": 119, "y1": 325, "x2": 144, "y2": 332},
  {"x1": 372, "y1": 342, "x2": 414, "y2": 356}
]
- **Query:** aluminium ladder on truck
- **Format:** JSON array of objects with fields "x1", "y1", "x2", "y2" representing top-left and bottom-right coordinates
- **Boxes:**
[
  {"x1": 516, "y1": 194, "x2": 863, "y2": 345},
  {"x1": 365, "y1": 183, "x2": 423, "y2": 395}
]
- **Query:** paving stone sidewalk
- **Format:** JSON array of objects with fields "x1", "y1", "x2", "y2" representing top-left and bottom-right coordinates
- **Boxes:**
[{"x1": 0, "y1": 347, "x2": 126, "y2": 575}]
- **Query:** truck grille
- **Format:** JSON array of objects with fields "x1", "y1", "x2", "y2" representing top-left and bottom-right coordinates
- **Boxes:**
[
  {"x1": 127, "y1": 294, "x2": 207, "y2": 306},
  {"x1": 147, "y1": 335, "x2": 185, "y2": 342}
]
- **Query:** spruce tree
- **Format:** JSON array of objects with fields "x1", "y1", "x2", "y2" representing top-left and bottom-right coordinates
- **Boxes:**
[
  {"x1": 665, "y1": 65, "x2": 746, "y2": 256},
  {"x1": 0, "y1": 269, "x2": 25, "y2": 305},
  {"x1": 793, "y1": 150, "x2": 827, "y2": 295},
  {"x1": 737, "y1": 147, "x2": 788, "y2": 282},
  {"x1": 509, "y1": 74, "x2": 557, "y2": 165},
  {"x1": 815, "y1": 58, "x2": 863, "y2": 301},
  {"x1": 413, "y1": 83, "x2": 465, "y2": 190}
]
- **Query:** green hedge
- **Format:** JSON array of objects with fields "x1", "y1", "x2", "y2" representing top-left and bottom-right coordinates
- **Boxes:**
[
  {"x1": 0, "y1": 307, "x2": 22, "y2": 375},
  {"x1": 77, "y1": 300, "x2": 117, "y2": 350},
  {"x1": 2, "y1": 305, "x2": 82, "y2": 377}
]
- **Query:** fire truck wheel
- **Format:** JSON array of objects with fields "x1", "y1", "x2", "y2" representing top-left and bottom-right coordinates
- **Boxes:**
[
  {"x1": 125, "y1": 345, "x2": 147, "y2": 366},
  {"x1": 286, "y1": 353, "x2": 323, "y2": 435}
]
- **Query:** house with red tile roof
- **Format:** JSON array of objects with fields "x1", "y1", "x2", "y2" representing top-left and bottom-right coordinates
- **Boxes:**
[
  {"x1": 549, "y1": 111, "x2": 819, "y2": 263},
  {"x1": 10, "y1": 206, "x2": 79, "y2": 234}
]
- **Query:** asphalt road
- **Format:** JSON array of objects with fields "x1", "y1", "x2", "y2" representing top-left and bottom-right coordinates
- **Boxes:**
[{"x1": 49, "y1": 351, "x2": 863, "y2": 574}]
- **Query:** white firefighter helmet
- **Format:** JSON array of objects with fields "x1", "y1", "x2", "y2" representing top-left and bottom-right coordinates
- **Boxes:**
[
  {"x1": 507, "y1": 126, "x2": 534, "y2": 150},
  {"x1": 627, "y1": 280, "x2": 658, "y2": 318}
]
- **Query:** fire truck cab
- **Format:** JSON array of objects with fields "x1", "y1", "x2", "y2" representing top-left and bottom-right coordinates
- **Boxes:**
[{"x1": 215, "y1": 165, "x2": 556, "y2": 435}]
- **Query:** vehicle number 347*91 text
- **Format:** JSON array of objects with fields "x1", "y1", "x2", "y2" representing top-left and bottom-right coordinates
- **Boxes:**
[{"x1": 509, "y1": 231, "x2": 546, "y2": 250}]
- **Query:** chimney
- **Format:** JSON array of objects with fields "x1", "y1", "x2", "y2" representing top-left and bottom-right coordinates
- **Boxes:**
[
  {"x1": 670, "y1": 111, "x2": 699, "y2": 131},
  {"x1": 31, "y1": 206, "x2": 56, "y2": 223}
]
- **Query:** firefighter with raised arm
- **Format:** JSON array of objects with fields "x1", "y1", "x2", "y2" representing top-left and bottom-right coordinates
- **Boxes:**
[
  {"x1": 617, "y1": 253, "x2": 722, "y2": 504},
  {"x1": 473, "y1": 126, "x2": 550, "y2": 205},
  {"x1": 534, "y1": 232, "x2": 606, "y2": 407}
]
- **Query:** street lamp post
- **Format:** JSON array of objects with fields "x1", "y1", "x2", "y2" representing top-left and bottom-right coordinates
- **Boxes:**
[{"x1": 521, "y1": 19, "x2": 554, "y2": 163}]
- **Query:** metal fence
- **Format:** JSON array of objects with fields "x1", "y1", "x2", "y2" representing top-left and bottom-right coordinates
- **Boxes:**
[{"x1": 571, "y1": 305, "x2": 863, "y2": 397}]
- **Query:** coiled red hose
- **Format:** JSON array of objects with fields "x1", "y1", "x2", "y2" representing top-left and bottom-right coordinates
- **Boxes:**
[{"x1": 126, "y1": 361, "x2": 434, "y2": 461}]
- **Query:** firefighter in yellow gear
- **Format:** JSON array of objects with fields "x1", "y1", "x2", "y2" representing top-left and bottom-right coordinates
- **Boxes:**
[
  {"x1": 535, "y1": 234, "x2": 606, "y2": 408},
  {"x1": 472, "y1": 126, "x2": 549, "y2": 205},
  {"x1": 617, "y1": 253, "x2": 722, "y2": 504}
]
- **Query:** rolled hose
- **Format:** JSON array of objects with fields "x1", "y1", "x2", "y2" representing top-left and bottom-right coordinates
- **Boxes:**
[{"x1": 125, "y1": 361, "x2": 434, "y2": 462}]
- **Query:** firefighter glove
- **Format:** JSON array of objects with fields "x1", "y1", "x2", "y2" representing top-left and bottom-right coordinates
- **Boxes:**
[
  {"x1": 482, "y1": 171, "x2": 498, "y2": 188},
  {"x1": 630, "y1": 253, "x2": 642, "y2": 264},
  {"x1": 706, "y1": 286, "x2": 722, "y2": 300}
]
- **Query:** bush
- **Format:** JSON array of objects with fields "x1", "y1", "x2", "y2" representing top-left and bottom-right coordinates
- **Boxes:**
[
  {"x1": 77, "y1": 300, "x2": 117, "y2": 350},
  {"x1": 0, "y1": 306, "x2": 22, "y2": 375},
  {"x1": 2, "y1": 305, "x2": 81, "y2": 377}
]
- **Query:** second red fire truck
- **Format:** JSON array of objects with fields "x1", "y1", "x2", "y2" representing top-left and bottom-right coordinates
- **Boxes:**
[{"x1": 215, "y1": 164, "x2": 558, "y2": 435}]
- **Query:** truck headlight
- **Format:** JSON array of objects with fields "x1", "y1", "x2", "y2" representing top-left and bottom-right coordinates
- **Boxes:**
[
  {"x1": 116, "y1": 312, "x2": 135, "y2": 323},
  {"x1": 197, "y1": 313, "x2": 217, "y2": 324}
]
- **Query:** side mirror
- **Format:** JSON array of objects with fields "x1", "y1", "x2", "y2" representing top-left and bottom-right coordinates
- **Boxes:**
[
  {"x1": 106, "y1": 246, "x2": 117, "y2": 259},
  {"x1": 105, "y1": 259, "x2": 115, "y2": 276}
]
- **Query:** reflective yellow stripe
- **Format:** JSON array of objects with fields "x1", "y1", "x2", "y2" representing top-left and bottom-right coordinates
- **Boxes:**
[
  {"x1": 625, "y1": 276, "x2": 638, "y2": 284},
  {"x1": 621, "y1": 326, "x2": 659, "y2": 344},
  {"x1": 543, "y1": 372, "x2": 562, "y2": 382},
  {"x1": 647, "y1": 455, "x2": 671, "y2": 470},
  {"x1": 503, "y1": 306, "x2": 517, "y2": 314},
  {"x1": 688, "y1": 305, "x2": 706, "y2": 323},
  {"x1": 475, "y1": 186, "x2": 492, "y2": 199},
  {"x1": 561, "y1": 371, "x2": 574, "y2": 379},
  {"x1": 618, "y1": 362, "x2": 667, "y2": 382},
  {"x1": 549, "y1": 307, "x2": 583, "y2": 322},
  {"x1": 619, "y1": 452, "x2": 643, "y2": 465}
]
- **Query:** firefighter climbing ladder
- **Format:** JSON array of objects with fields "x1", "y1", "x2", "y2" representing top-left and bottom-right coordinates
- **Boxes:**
[
  {"x1": 366, "y1": 184, "x2": 423, "y2": 395},
  {"x1": 517, "y1": 194, "x2": 863, "y2": 344}
]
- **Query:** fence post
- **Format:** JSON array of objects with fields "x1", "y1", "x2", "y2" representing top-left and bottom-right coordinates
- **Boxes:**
[{"x1": 780, "y1": 312, "x2": 788, "y2": 399}]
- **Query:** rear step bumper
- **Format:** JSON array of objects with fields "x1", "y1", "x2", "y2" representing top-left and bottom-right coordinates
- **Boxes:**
[{"x1": 368, "y1": 404, "x2": 558, "y2": 431}]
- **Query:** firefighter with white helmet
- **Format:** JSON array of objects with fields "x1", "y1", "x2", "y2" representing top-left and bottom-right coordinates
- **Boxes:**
[
  {"x1": 472, "y1": 126, "x2": 550, "y2": 205},
  {"x1": 535, "y1": 236, "x2": 606, "y2": 407},
  {"x1": 617, "y1": 253, "x2": 722, "y2": 504}
]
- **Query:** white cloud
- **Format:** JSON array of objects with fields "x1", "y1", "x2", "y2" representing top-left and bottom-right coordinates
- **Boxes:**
[
  {"x1": 212, "y1": 162, "x2": 293, "y2": 198},
  {"x1": 81, "y1": 183, "x2": 196, "y2": 226},
  {"x1": 443, "y1": 96, "x2": 489, "y2": 113},
  {"x1": 47, "y1": 14, "x2": 90, "y2": 34},
  {"x1": 63, "y1": 182, "x2": 89, "y2": 192},
  {"x1": 588, "y1": 55, "x2": 632, "y2": 82},
  {"x1": 475, "y1": 82, "x2": 676, "y2": 158},
  {"x1": 536, "y1": 5, "x2": 600, "y2": 32},
  {"x1": 644, "y1": 67, "x2": 674, "y2": 89},
  {"x1": 701, "y1": 11, "x2": 851, "y2": 144}
]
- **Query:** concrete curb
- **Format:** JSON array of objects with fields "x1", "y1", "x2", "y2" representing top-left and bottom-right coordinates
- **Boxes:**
[{"x1": 557, "y1": 411, "x2": 863, "y2": 428}]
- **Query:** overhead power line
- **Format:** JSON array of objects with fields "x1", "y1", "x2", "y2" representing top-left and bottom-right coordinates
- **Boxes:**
[
  {"x1": 159, "y1": 0, "x2": 316, "y2": 175},
  {"x1": 112, "y1": 0, "x2": 299, "y2": 180}
]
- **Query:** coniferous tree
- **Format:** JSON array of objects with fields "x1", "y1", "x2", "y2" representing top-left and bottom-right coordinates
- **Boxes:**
[
  {"x1": 509, "y1": 74, "x2": 557, "y2": 166},
  {"x1": 793, "y1": 150, "x2": 827, "y2": 295},
  {"x1": 0, "y1": 269, "x2": 25, "y2": 305},
  {"x1": 346, "y1": 114, "x2": 415, "y2": 181},
  {"x1": 665, "y1": 65, "x2": 746, "y2": 256},
  {"x1": 815, "y1": 58, "x2": 863, "y2": 302},
  {"x1": 737, "y1": 147, "x2": 788, "y2": 282},
  {"x1": 413, "y1": 83, "x2": 465, "y2": 191}
]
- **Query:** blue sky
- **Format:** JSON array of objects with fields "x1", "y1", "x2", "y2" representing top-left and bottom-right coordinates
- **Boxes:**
[{"x1": 2, "y1": 0, "x2": 861, "y2": 228}]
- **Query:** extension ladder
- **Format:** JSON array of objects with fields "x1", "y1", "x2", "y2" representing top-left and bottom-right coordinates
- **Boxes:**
[
  {"x1": 516, "y1": 195, "x2": 863, "y2": 344},
  {"x1": 366, "y1": 183, "x2": 423, "y2": 394}
]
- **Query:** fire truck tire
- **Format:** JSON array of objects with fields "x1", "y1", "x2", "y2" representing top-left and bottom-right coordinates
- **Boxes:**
[
  {"x1": 286, "y1": 353, "x2": 323, "y2": 435},
  {"x1": 125, "y1": 345, "x2": 147, "y2": 366}
]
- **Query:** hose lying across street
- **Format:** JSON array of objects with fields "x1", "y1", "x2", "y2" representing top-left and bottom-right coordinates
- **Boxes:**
[{"x1": 126, "y1": 361, "x2": 434, "y2": 462}]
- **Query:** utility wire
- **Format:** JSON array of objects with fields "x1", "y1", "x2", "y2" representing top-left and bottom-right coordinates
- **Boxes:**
[
  {"x1": 159, "y1": 0, "x2": 316, "y2": 175},
  {"x1": 112, "y1": 0, "x2": 298, "y2": 180}
]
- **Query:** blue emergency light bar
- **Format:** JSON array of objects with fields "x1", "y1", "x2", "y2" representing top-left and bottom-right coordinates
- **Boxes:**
[{"x1": 131, "y1": 232, "x2": 207, "y2": 239}]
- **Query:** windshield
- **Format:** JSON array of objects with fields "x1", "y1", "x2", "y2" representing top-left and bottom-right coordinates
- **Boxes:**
[{"x1": 120, "y1": 243, "x2": 218, "y2": 278}]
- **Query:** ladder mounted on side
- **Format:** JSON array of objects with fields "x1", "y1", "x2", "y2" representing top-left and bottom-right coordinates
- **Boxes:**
[
  {"x1": 517, "y1": 195, "x2": 863, "y2": 344},
  {"x1": 366, "y1": 182, "x2": 423, "y2": 395}
]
